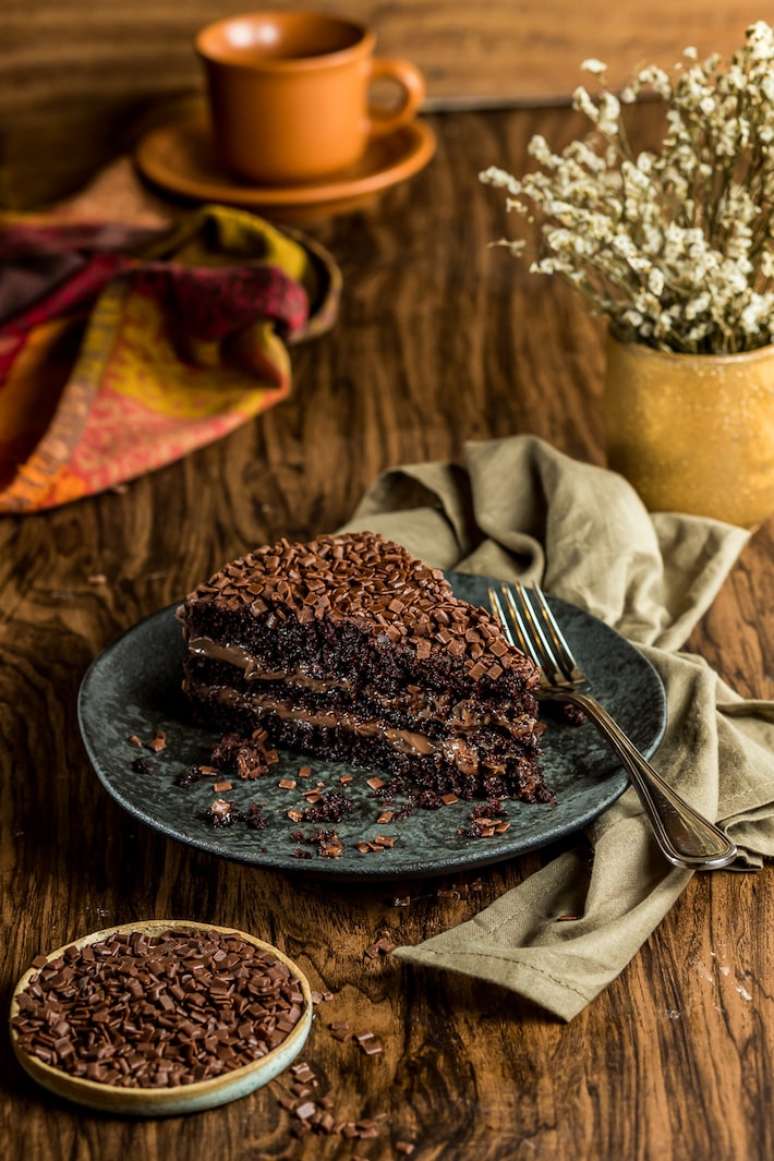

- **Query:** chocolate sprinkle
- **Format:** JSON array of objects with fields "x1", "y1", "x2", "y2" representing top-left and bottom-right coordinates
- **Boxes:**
[
  {"x1": 355, "y1": 1032, "x2": 384, "y2": 1056},
  {"x1": 148, "y1": 731, "x2": 167, "y2": 753}
]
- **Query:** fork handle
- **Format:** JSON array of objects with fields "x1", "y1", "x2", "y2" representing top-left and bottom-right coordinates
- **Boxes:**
[{"x1": 554, "y1": 691, "x2": 738, "y2": 870}]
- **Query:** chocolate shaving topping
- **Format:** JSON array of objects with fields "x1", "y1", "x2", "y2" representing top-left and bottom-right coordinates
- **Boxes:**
[
  {"x1": 12, "y1": 929, "x2": 305, "y2": 1088},
  {"x1": 180, "y1": 531, "x2": 537, "y2": 685}
]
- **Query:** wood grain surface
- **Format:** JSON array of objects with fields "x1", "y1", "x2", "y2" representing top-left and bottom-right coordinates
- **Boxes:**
[
  {"x1": 1, "y1": 105, "x2": 772, "y2": 1161},
  {"x1": 1, "y1": 0, "x2": 764, "y2": 207}
]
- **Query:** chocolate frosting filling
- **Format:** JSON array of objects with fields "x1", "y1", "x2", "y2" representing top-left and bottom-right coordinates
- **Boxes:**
[
  {"x1": 189, "y1": 682, "x2": 480, "y2": 774},
  {"x1": 187, "y1": 637, "x2": 536, "y2": 743},
  {"x1": 187, "y1": 637, "x2": 352, "y2": 693}
]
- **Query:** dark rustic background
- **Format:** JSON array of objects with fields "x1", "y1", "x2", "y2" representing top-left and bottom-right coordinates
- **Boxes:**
[
  {"x1": 2, "y1": 0, "x2": 773, "y2": 1152},
  {"x1": 1, "y1": 0, "x2": 765, "y2": 207},
  {"x1": 1, "y1": 99, "x2": 773, "y2": 1158}
]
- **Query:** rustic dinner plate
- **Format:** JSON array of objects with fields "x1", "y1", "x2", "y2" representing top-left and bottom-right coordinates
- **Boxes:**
[{"x1": 78, "y1": 574, "x2": 666, "y2": 880}]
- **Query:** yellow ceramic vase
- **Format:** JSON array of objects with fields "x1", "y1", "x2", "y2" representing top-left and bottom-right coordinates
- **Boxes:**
[{"x1": 604, "y1": 335, "x2": 774, "y2": 528}]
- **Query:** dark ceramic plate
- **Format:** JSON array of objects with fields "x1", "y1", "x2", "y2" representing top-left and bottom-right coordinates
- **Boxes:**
[{"x1": 78, "y1": 574, "x2": 666, "y2": 880}]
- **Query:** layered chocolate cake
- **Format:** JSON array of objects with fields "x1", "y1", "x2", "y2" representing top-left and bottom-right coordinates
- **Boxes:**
[{"x1": 178, "y1": 532, "x2": 551, "y2": 803}]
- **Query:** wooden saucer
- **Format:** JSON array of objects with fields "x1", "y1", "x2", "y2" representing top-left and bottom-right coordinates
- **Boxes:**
[
  {"x1": 10, "y1": 920, "x2": 313, "y2": 1117},
  {"x1": 135, "y1": 112, "x2": 436, "y2": 220}
]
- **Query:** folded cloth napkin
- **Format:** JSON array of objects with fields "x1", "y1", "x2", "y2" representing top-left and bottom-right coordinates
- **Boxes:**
[
  {"x1": 340, "y1": 435, "x2": 774, "y2": 1020},
  {"x1": 0, "y1": 205, "x2": 340, "y2": 512}
]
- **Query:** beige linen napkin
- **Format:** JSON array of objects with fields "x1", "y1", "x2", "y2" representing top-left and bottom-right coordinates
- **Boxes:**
[{"x1": 339, "y1": 436, "x2": 774, "y2": 1020}]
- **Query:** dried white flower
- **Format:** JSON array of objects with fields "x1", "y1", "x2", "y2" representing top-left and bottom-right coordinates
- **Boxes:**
[
  {"x1": 490, "y1": 238, "x2": 527, "y2": 256},
  {"x1": 581, "y1": 58, "x2": 608, "y2": 75},
  {"x1": 648, "y1": 269, "x2": 665, "y2": 296},
  {"x1": 479, "y1": 22, "x2": 774, "y2": 353},
  {"x1": 572, "y1": 86, "x2": 599, "y2": 122},
  {"x1": 479, "y1": 166, "x2": 522, "y2": 197}
]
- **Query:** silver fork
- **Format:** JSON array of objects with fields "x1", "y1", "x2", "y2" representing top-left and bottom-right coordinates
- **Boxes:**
[{"x1": 489, "y1": 581, "x2": 738, "y2": 871}]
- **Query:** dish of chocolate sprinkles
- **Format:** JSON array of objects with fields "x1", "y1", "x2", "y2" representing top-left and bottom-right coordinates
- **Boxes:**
[{"x1": 11, "y1": 928, "x2": 307, "y2": 1088}]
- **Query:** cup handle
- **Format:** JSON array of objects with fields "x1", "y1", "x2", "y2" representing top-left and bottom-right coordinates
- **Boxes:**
[{"x1": 367, "y1": 58, "x2": 425, "y2": 137}]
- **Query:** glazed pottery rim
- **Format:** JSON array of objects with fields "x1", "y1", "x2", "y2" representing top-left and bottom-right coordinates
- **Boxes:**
[
  {"x1": 608, "y1": 331, "x2": 774, "y2": 367},
  {"x1": 196, "y1": 11, "x2": 374, "y2": 73},
  {"x1": 10, "y1": 919, "x2": 313, "y2": 1104}
]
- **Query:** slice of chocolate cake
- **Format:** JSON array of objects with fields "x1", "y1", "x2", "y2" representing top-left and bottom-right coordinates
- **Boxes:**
[{"x1": 178, "y1": 532, "x2": 551, "y2": 803}]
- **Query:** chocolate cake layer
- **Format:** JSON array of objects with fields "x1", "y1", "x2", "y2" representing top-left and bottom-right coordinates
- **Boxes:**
[
  {"x1": 179, "y1": 531, "x2": 550, "y2": 803},
  {"x1": 181, "y1": 533, "x2": 537, "y2": 699},
  {"x1": 185, "y1": 684, "x2": 550, "y2": 803},
  {"x1": 183, "y1": 649, "x2": 542, "y2": 743}
]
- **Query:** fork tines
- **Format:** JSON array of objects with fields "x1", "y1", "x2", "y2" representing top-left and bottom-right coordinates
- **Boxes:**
[{"x1": 488, "y1": 582, "x2": 582, "y2": 687}]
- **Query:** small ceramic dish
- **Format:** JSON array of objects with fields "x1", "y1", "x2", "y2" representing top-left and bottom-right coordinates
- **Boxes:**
[{"x1": 10, "y1": 920, "x2": 313, "y2": 1117}]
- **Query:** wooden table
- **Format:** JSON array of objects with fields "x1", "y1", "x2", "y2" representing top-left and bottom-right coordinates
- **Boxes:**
[{"x1": 1, "y1": 105, "x2": 772, "y2": 1161}]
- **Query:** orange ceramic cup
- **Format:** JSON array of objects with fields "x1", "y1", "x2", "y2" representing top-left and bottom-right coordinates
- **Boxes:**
[{"x1": 196, "y1": 11, "x2": 426, "y2": 184}]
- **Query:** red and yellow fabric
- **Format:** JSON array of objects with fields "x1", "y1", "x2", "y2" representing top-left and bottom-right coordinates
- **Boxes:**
[{"x1": 0, "y1": 206, "x2": 340, "y2": 512}]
